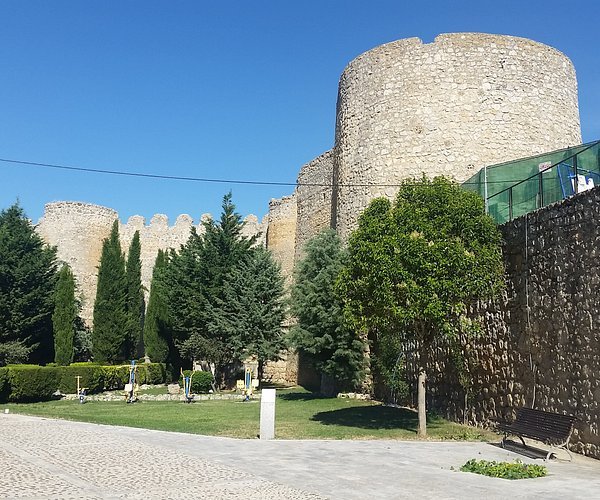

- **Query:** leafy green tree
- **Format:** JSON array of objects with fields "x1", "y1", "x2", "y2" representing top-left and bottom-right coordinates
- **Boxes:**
[
  {"x1": 92, "y1": 221, "x2": 129, "y2": 363},
  {"x1": 164, "y1": 193, "x2": 257, "y2": 382},
  {"x1": 290, "y1": 229, "x2": 366, "y2": 394},
  {"x1": 338, "y1": 177, "x2": 504, "y2": 436},
  {"x1": 0, "y1": 203, "x2": 57, "y2": 366},
  {"x1": 211, "y1": 246, "x2": 286, "y2": 377},
  {"x1": 53, "y1": 264, "x2": 77, "y2": 365},
  {"x1": 126, "y1": 231, "x2": 144, "y2": 358},
  {"x1": 143, "y1": 250, "x2": 171, "y2": 363}
]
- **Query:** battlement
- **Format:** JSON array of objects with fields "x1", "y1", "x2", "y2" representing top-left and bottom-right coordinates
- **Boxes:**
[{"x1": 35, "y1": 201, "x2": 266, "y2": 325}]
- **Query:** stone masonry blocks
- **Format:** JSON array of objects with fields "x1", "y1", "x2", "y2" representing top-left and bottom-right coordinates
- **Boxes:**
[{"x1": 332, "y1": 33, "x2": 582, "y2": 239}]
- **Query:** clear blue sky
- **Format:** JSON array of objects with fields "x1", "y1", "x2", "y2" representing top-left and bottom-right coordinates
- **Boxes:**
[{"x1": 1, "y1": 1, "x2": 598, "y2": 224}]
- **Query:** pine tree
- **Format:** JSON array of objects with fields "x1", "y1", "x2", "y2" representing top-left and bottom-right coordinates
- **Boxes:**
[
  {"x1": 126, "y1": 231, "x2": 144, "y2": 358},
  {"x1": 53, "y1": 264, "x2": 77, "y2": 366},
  {"x1": 211, "y1": 246, "x2": 286, "y2": 377},
  {"x1": 92, "y1": 221, "x2": 129, "y2": 363},
  {"x1": 0, "y1": 203, "x2": 57, "y2": 366},
  {"x1": 164, "y1": 192, "x2": 257, "y2": 380},
  {"x1": 143, "y1": 250, "x2": 170, "y2": 363}
]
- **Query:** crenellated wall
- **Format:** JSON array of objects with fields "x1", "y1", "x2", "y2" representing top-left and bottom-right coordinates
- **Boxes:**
[{"x1": 36, "y1": 202, "x2": 266, "y2": 326}]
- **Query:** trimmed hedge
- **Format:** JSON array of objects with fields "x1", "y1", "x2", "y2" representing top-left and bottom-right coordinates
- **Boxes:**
[
  {"x1": 0, "y1": 367, "x2": 9, "y2": 401},
  {"x1": 58, "y1": 365, "x2": 105, "y2": 394},
  {"x1": 7, "y1": 365, "x2": 60, "y2": 402},
  {"x1": 0, "y1": 362, "x2": 168, "y2": 402},
  {"x1": 179, "y1": 370, "x2": 213, "y2": 394}
]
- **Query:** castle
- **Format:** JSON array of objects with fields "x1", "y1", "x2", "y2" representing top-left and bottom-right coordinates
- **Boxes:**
[{"x1": 35, "y1": 32, "x2": 581, "y2": 380}]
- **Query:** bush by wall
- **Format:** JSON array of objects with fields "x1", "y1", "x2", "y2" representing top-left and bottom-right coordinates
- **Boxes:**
[
  {"x1": 7, "y1": 365, "x2": 61, "y2": 402},
  {"x1": 179, "y1": 370, "x2": 213, "y2": 394}
]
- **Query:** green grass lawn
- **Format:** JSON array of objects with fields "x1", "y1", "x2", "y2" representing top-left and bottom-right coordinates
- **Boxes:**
[{"x1": 3, "y1": 388, "x2": 496, "y2": 441}]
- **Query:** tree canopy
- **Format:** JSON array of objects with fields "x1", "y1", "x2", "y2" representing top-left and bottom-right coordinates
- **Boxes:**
[
  {"x1": 210, "y1": 246, "x2": 286, "y2": 376},
  {"x1": 126, "y1": 231, "x2": 144, "y2": 358},
  {"x1": 338, "y1": 176, "x2": 505, "y2": 434},
  {"x1": 0, "y1": 203, "x2": 57, "y2": 366},
  {"x1": 290, "y1": 229, "x2": 366, "y2": 393},
  {"x1": 164, "y1": 193, "x2": 265, "y2": 381}
]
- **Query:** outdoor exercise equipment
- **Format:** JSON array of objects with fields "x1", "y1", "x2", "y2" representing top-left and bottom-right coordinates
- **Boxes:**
[
  {"x1": 124, "y1": 360, "x2": 139, "y2": 404},
  {"x1": 76, "y1": 375, "x2": 87, "y2": 404},
  {"x1": 238, "y1": 366, "x2": 259, "y2": 401},
  {"x1": 181, "y1": 369, "x2": 194, "y2": 403}
]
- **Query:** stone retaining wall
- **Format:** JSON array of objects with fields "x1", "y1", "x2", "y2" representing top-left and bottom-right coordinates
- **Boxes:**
[{"x1": 419, "y1": 187, "x2": 600, "y2": 459}]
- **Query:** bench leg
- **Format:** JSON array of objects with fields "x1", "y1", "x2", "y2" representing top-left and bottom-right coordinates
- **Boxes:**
[{"x1": 546, "y1": 443, "x2": 573, "y2": 462}]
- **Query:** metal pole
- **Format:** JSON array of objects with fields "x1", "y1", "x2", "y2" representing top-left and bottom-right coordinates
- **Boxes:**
[
  {"x1": 538, "y1": 172, "x2": 544, "y2": 208},
  {"x1": 509, "y1": 187, "x2": 513, "y2": 221},
  {"x1": 573, "y1": 154, "x2": 579, "y2": 194},
  {"x1": 484, "y1": 166, "x2": 489, "y2": 214}
]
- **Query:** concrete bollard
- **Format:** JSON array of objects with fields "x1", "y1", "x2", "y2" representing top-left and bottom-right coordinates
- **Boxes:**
[{"x1": 260, "y1": 388, "x2": 276, "y2": 440}]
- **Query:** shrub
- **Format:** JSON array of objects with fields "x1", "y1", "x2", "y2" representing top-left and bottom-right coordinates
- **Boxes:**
[
  {"x1": 102, "y1": 365, "x2": 131, "y2": 390},
  {"x1": 460, "y1": 459, "x2": 547, "y2": 480},
  {"x1": 179, "y1": 370, "x2": 213, "y2": 394},
  {"x1": 140, "y1": 363, "x2": 166, "y2": 385},
  {"x1": 57, "y1": 364, "x2": 105, "y2": 394},
  {"x1": 0, "y1": 367, "x2": 9, "y2": 402},
  {"x1": 7, "y1": 365, "x2": 60, "y2": 402}
]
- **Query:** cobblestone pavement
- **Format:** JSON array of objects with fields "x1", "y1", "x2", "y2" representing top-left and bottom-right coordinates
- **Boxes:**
[
  {"x1": 0, "y1": 414, "x2": 323, "y2": 499},
  {"x1": 2, "y1": 413, "x2": 600, "y2": 499}
]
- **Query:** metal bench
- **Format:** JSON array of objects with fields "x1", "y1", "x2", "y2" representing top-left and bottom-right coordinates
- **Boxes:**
[{"x1": 497, "y1": 407, "x2": 576, "y2": 461}]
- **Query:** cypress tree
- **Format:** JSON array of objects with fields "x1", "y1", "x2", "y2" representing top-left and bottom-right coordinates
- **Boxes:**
[
  {"x1": 53, "y1": 264, "x2": 77, "y2": 366},
  {"x1": 0, "y1": 203, "x2": 57, "y2": 366},
  {"x1": 92, "y1": 221, "x2": 128, "y2": 363},
  {"x1": 126, "y1": 231, "x2": 144, "y2": 358},
  {"x1": 143, "y1": 250, "x2": 170, "y2": 363},
  {"x1": 290, "y1": 229, "x2": 366, "y2": 393}
]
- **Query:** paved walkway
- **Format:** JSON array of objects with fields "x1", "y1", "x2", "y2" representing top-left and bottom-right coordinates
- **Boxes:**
[{"x1": 2, "y1": 413, "x2": 600, "y2": 499}]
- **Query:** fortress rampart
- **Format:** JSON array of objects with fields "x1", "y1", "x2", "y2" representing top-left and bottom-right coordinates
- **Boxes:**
[
  {"x1": 294, "y1": 150, "x2": 334, "y2": 263},
  {"x1": 36, "y1": 202, "x2": 266, "y2": 325},
  {"x1": 265, "y1": 194, "x2": 297, "y2": 283},
  {"x1": 34, "y1": 33, "x2": 590, "y2": 394},
  {"x1": 331, "y1": 33, "x2": 581, "y2": 238}
]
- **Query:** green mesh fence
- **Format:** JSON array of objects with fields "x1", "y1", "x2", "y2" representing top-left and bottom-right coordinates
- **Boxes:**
[{"x1": 462, "y1": 140, "x2": 600, "y2": 224}]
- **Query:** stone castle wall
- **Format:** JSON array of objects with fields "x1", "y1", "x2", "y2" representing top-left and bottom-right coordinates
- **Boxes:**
[
  {"x1": 265, "y1": 194, "x2": 297, "y2": 284},
  {"x1": 294, "y1": 150, "x2": 334, "y2": 263},
  {"x1": 417, "y1": 187, "x2": 600, "y2": 459},
  {"x1": 332, "y1": 33, "x2": 582, "y2": 238},
  {"x1": 36, "y1": 202, "x2": 118, "y2": 324},
  {"x1": 36, "y1": 202, "x2": 266, "y2": 326}
]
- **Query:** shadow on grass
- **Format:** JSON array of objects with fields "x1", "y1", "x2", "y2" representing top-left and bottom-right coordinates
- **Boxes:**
[
  {"x1": 311, "y1": 405, "x2": 419, "y2": 430},
  {"x1": 311, "y1": 405, "x2": 455, "y2": 432},
  {"x1": 277, "y1": 392, "x2": 332, "y2": 402}
]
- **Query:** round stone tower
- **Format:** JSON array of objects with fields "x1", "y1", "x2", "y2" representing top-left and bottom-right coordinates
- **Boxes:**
[
  {"x1": 332, "y1": 33, "x2": 582, "y2": 238},
  {"x1": 36, "y1": 201, "x2": 118, "y2": 325}
]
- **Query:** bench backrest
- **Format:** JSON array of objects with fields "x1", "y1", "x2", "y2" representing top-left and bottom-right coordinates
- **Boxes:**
[{"x1": 516, "y1": 408, "x2": 576, "y2": 439}]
